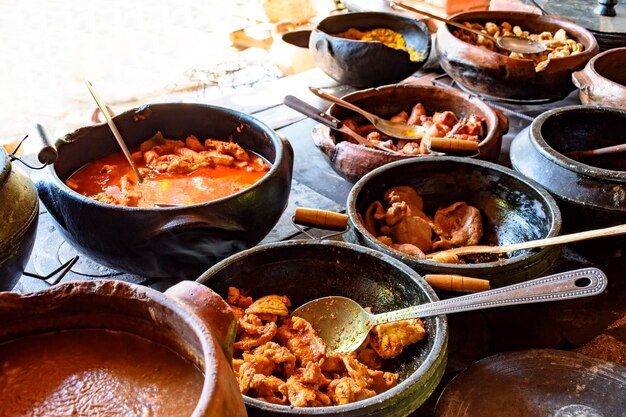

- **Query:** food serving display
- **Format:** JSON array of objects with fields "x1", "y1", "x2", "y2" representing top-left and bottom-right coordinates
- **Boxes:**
[
  {"x1": 197, "y1": 240, "x2": 447, "y2": 417},
  {"x1": 65, "y1": 132, "x2": 270, "y2": 207},
  {"x1": 436, "y1": 11, "x2": 599, "y2": 101},
  {"x1": 311, "y1": 84, "x2": 507, "y2": 182},
  {"x1": 309, "y1": 12, "x2": 431, "y2": 88},
  {"x1": 0, "y1": 280, "x2": 247, "y2": 417},
  {"x1": 347, "y1": 157, "x2": 562, "y2": 286},
  {"x1": 34, "y1": 103, "x2": 293, "y2": 279},
  {"x1": 227, "y1": 288, "x2": 426, "y2": 407}
]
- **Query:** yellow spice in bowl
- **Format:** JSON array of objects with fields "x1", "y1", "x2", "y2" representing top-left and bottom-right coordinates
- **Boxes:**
[{"x1": 334, "y1": 28, "x2": 425, "y2": 62}]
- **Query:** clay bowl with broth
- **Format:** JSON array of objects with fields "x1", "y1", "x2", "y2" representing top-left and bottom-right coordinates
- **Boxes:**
[
  {"x1": 346, "y1": 157, "x2": 562, "y2": 287},
  {"x1": 311, "y1": 84, "x2": 508, "y2": 183},
  {"x1": 197, "y1": 239, "x2": 448, "y2": 417},
  {"x1": 436, "y1": 11, "x2": 599, "y2": 102}
]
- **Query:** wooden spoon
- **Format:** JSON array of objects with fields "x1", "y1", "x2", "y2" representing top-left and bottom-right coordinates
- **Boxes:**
[
  {"x1": 426, "y1": 223, "x2": 626, "y2": 260},
  {"x1": 293, "y1": 267, "x2": 605, "y2": 355}
]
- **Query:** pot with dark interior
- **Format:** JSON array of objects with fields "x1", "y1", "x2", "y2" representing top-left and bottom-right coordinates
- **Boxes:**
[
  {"x1": 309, "y1": 12, "x2": 431, "y2": 88},
  {"x1": 510, "y1": 105, "x2": 626, "y2": 249},
  {"x1": 0, "y1": 146, "x2": 38, "y2": 291},
  {"x1": 197, "y1": 239, "x2": 448, "y2": 417},
  {"x1": 347, "y1": 157, "x2": 562, "y2": 287},
  {"x1": 311, "y1": 84, "x2": 508, "y2": 183},
  {"x1": 572, "y1": 46, "x2": 626, "y2": 110},
  {"x1": 0, "y1": 279, "x2": 246, "y2": 416},
  {"x1": 436, "y1": 11, "x2": 599, "y2": 102},
  {"x1": 33, "y1": 103, "x2": 293, "y2": 279}
]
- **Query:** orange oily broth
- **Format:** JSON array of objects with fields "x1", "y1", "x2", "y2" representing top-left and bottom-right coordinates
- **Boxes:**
[
  {"x1": 66, "y1": 150, "x2": 269, "y2": 207},
  {"x1": 0, "y1": 329, "x2": 204, "y2": 416}
]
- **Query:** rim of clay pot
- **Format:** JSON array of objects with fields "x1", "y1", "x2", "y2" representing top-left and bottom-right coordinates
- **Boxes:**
[
  {"x1": 587, "y1": 46, "x2": 626, "y2": 89},
  {"x1": 198, "y1": 239, "x2": 448, "y2": 415},
  {"x1": 441, "y1": 10, "x2": 599, "y2": 67},
  {"x1": 347, "y1": 156, "x2": 562, "y2": 271},
  {"x1": 0, "y1": 147, "x2": 10, "y2": 188},
  {"x1": 530, "y1": 105, "x2": 626, "y2": 180},
  {"x1": 44, "y1": 103, "x2": 289, "y2": 212}
]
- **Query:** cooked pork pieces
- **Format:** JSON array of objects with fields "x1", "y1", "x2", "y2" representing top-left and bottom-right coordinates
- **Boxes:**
[{"x1": 360, "y1": 186, "x2": 484, "y2": 262}]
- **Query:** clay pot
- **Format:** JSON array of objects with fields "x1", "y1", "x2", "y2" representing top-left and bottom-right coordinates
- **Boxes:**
[
  {"x1": 510, "y1": 105, "x2": 626, "y2": 235},
  {"x1": 311, "y1": 84, "x2": 508, "y2": 183},
  {"x1": 346, "y1": 157, "x2": 562, "y2": 287},
  {"x1": 34, "y1": 103, "x2": 293, "y2": 279},
  {"x1": 269, "y1": 21, "x2": 314, "y2": 76},
  {"x1": 572, "y1": 47, "x2": 626, "y2": 110},
  {"x1": 436, "y1": 11, "x2": 599, "y2": 101},
  {"x1": 310, "y1": 12, "x2": 431, "y2": 88},
  {"x1": 0, "y1": 147, "x2": 38, "y2": 291},
  {"x1": 0, "y1": 280, "x2": 246, "y2": 416},
  {"x1": 197, "y1": 240, "x2": 448, "y2": 417}
]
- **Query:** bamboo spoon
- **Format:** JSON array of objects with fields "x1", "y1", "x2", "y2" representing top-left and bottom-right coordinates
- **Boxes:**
[
  {"x1": 84, "y1": 79, "x2": 144, "y2": 183},
  {"x1": 293, "y1": 267, "x2": 606, "y2": 355},
  {"x1": 391, "y1": 1, "x2": 548, "y2": 54},
  {"x1": 426, "y1": 223, "x2": 626, "y2": 260}
]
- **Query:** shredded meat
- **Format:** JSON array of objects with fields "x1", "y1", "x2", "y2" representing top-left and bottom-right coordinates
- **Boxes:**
[
  {"x1": 275, "y1": 317, "x2": 326, "y2": 367},
  {"x1": 432, "y1": 201, "x2": 483, "y2": 251}
]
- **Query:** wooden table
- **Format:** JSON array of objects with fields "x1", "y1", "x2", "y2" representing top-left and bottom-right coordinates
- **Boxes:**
[{"x1": 16, "y1": 67, "x2": 626, "y2": 415}]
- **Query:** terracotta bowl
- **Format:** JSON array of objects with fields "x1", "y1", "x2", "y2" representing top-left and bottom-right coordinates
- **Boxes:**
[
  {"x1": 0, "y1": 280, "x2": 247, "y2": 416},
  {"x1": 347, "y1": 157, "x2": 562, "y2": 287},
  {"x1": 309, "y1": 12, "x2": 431, "y2": 88},
  {"x1": 510, "y1": 105, "x2": 626, "y2": 238},
  {"x1": 312, "y1": 84, "x2": 508, "y2": 183},
  {"x1": 572, "y1": 47, "x2": 626, "y2": 110},
  {"x1": 197, "y1": 240, "x2": 448, "y2": 417},
  {"x1": 436, "y1": 11, "x2": 599, "y2": 102}
]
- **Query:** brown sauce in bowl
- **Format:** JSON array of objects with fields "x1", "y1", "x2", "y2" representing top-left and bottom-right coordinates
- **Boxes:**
[{"x1": 0, "y1": 329, "x2": 204, "y2": 416}]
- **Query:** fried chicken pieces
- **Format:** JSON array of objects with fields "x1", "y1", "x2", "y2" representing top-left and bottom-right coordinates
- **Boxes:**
[
  {"x1": 360, "y1": 186, "x2": 484, "y2": 261},
  {"x1": 227, "y1": 288, "x2": 426, "y2": 407}
]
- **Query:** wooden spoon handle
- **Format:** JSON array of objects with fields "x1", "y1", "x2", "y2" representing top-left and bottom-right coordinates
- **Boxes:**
[
  {"x1": 427, "y1": 223, "x2": 626, "y2": 258},
  {"x1": 294, "y1": 208, "x2": 348, "y2": 231},
  {"x1": 565, "y1": 143, "x2": 626, "y2": 160}
]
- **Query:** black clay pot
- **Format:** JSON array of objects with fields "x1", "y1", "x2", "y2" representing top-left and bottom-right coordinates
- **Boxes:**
[
  {"x1": 0, "y1": 148, "x2": 39, "y2": 290},
  {"x1": 310, "y1": 12, "x2": 431, "y2": 88},
  {"x1": 34, "y1": 103, "x2": 293, "y2": 279},
  {"x1": 510, "y1": 105, "x2": 626, "y2": 237},
  {"x1": 197, "y1": 240, "x2": 448, "y2": 417},
  {"x1": 347, "y1": 157, "x2": 562, "y2": 287}
]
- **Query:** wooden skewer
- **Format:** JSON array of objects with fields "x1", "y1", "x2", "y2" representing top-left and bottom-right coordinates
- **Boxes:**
[
  {"x1": 426, "y1": 223, "x2": 626, "y2": 258},
  {"x1": 565, "y1": 143, "x2": 626, "y2": 160}
]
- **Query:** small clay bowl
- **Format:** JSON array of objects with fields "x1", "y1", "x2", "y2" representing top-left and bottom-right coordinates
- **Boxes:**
[
  {"x1": 347, "y1": 157, "x2": 562, "y2": 287},
  {"x1": 436, "y1": 11, "x2": 599, "y2": 102},
  {"x1": 197, "y1": 240, "x2": 448, "y2": 417},
  {"x1": 510, "y1": 105, "x2": 626, "y2": 235},
  {"x1": 311, "y1": 84, "x2": 508, "y2": 183},
  {"x1": 309, "y1": 12, "x2": 431, "y2": 88},
  {"x1": 572, "y1": 47, "x2": 626, "y2": 110}
]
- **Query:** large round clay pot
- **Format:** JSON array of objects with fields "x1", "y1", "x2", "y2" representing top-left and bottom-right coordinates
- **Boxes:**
[
  {"x1": 312, "y1": 84, "x2": 508, "y2": 183},
  {"x1": 0, "y1": 147, "x2": 38, "y2": 291},
  {"x1": 310, "y1": 12, "x2": 431, "y2": 88},
  {"x1": 34, "y1": 103, "x2": 293, "y2": 280},
  {"x1": 346, "y1": 157, "x2": 562, "y2": 287},
  {"x1": 0, "y1": 280, "x2": 247, "y2": 416},
  {"x1": 197, "y1": 240, "x2": 448, "y2": 417},
  {"x1": 572, "y1": 46, "x2": 626, "y2": 110},
  {"x1": 436, "y1": 11, "x2": 599, "y2": 101}
]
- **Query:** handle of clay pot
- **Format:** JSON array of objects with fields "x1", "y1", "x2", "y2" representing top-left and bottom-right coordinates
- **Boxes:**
[
  {"x1": 571, "y1": 70, "x2": 591, "y2": 94},
  {"x1": 315, "y1": 37, "x2": 333, "y2": 57},
  {"x1": 150, "y1": 214, "x2": 244, "y2": 239},
  {"x1": 31, "y1": 123, "x2": 58, "y2": 165},
  {"x1": 293, "y1": 207, "x2": 348, "y2": 232},
  {"x1": 164, "y1": 281, "x2": 238, "y2": 361}
]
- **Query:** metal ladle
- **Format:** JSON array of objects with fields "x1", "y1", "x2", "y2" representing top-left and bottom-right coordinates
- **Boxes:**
[
  {"x1": 84, "y1": 79, "x2": 144, "y2": 183},
  {"x1": 391, "y1": 1, "x2": 548, "y2": 55},
  {"x1": 293, "y1": 267, "x2": 605, "y2": 355}
]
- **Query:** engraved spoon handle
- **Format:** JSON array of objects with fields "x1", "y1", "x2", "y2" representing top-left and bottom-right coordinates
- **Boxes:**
[{"x1": 373, "y1": 268, "x2": 606, "y2": 324}]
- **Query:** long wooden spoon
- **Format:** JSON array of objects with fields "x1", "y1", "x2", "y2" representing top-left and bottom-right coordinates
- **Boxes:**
[
  {"x1": 84, "y1": 79, "x2": 144, "y2": 183},
  {"x1": 426, "y1": 223, "x2": 626, "y2": 259}
]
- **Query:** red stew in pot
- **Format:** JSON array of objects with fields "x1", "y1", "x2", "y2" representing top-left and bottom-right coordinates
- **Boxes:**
[{"x1": 65, "y1": 132, "x2": 270, "y2": 207}]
